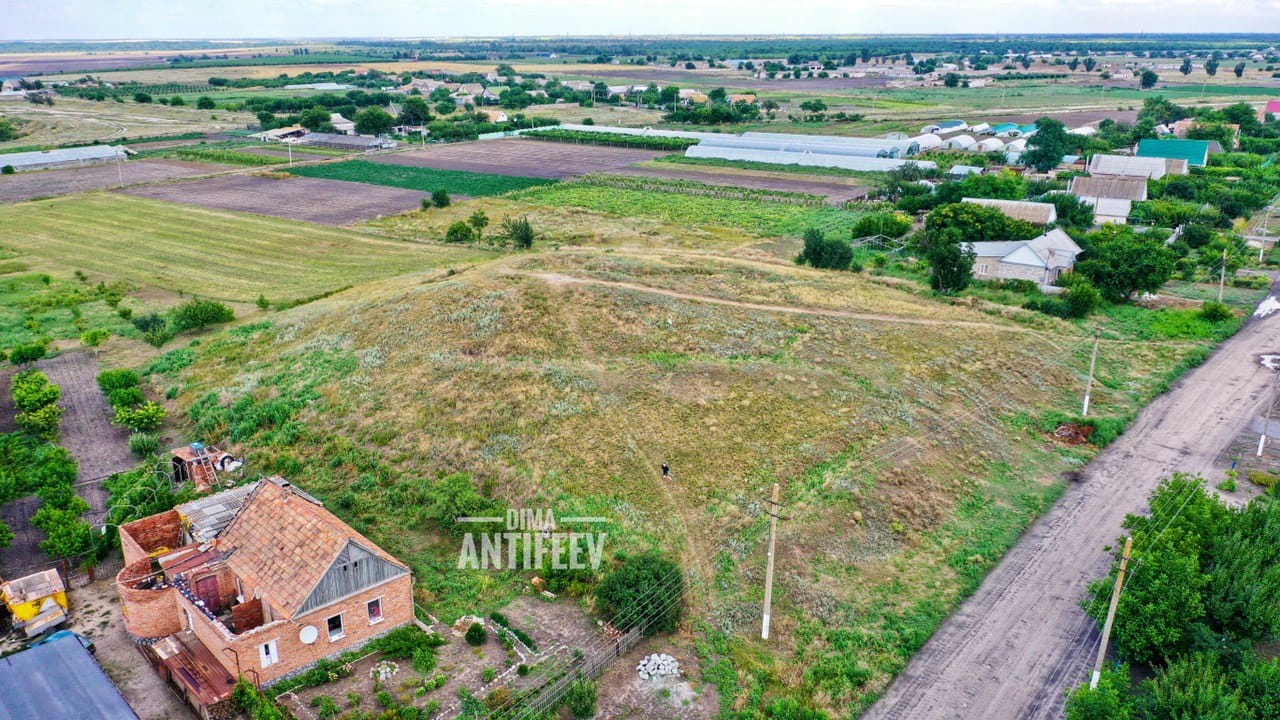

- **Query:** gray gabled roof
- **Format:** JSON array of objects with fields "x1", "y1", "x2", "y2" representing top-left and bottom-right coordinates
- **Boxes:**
[{"x1": 0, "y1": 636, "x2": 138, "y2": 720}]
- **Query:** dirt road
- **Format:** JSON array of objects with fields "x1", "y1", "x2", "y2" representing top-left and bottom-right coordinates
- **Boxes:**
[{"x1": 863, "y1": 292, "x2": 1280, "y2": 720}]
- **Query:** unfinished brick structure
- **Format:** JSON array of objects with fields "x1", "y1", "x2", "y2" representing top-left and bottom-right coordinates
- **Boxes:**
[{"x1": 116, "y1": 477, "x2": 413, "y2": 719}]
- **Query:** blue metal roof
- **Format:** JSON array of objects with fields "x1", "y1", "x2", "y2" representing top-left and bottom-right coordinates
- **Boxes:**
[{"x1": 0, "y1": 635, "x2": 138, "y2": 720}]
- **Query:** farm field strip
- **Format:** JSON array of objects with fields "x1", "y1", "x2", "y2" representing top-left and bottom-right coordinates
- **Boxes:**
[
  {"x1": 612, "y1": 164, "x2": 870, "y2": 204},
  {"x1": 0, "y1": 193, "x2": 482, "y2": 301},
  {"x1": 373, "y1": 138, "x2": 669, "y2": 179},
  {"x1": 285, "y1": 159, "x2": 555, "y2": 196},
  {"x1": 0, "y1": 158, "x2": 235, "y2": 203},
  {"x1": 120, "y1": 174, "x2": 431, "y2": 226}
]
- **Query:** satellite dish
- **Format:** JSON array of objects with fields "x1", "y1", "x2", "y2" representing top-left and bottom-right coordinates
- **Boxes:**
[{"x1": 299, "y1": 625, "x2": 318, "y2": 645}]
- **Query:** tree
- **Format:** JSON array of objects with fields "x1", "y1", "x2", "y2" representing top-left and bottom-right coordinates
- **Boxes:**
[
  {"x1": 16, "y1": 403, "x2": 62, "y2": 441},
  {"x1": 1065, "y1": 665, "x2": 1133, "y2": 720},
  {"x1": 1141, "y1": 69, "x2": 1159, "y2": 89},
  {"x1": 12, "y1": 370, "x2": 60, "y2": 412},
  {"x1": 925, "y1": 202, "x2": 1037, "y2": 244},
  {"x1": 444, "y1": 221, "x2": 475, "y2": 244},
  {"x1": 1180, "y1": 57, "x2": 1194, "y2": 76},
  {"x1": 464, "y1": 622, "x2": 487, "y2": 646},
  {"x1": 133, "y1": 92, "x2": 152, "y2": 103},
  {"x1": 1076, "y1": 226, "x2": 1176, "y2": 302},
  {"x1": 943, "y1": 72, "x2": 961, "y2": 88},
  {"x1": 563, "y1": 679, "x2": 598, "y2": 719},
  {"x1": 1084, "y1": 57, "x2": 1097, "y2": 72},
  {"x1": 1022, "y1": 117, "x2": 1071, "y2": 173},
  {"x1": 1234, "y1": 62, "x2": 1247, "y2": 78},
  {"x1": 500, "y1": 216, "x2": 537, "y2": 249},
  {"x1": 923, "y1": 228, "x2": 976, "y2": 294},
  {"x1": 354, "y1": 107, "x2": 394, "y2": 135},
  {"x1": 421, "y1": 474, "x2": 497, "y2": 536},
  {"x1": 467, "y1": 210, "x2": 489, "y2": 242},
  {"x1": 796, "y1": 228, "x2": 852, "y2": 270},
  {"x1": 397, "y1": 95, "x2": 431, "y2": 126},
  {"x1": 1205, "y1": 58, "x2": 1220, "y2": 77},
  {"x1": 31, "y1": 495, "x2": 94, "y2": 560},
  {"x1": 298, "y1": 106, "x2": 334, "y2": 132},
  {"x1": 196, "y1": 95, "x2": 216, "y2": 110},
  {"x1": 1048, "y1": 194, "x2": 1096, "y2": 229},
  {"x1": 595, "y1": 553, "x2": 684, "y2": 635},
  {"x1": 431, "y1": 189, "x2": 450, "y2": 208},
  {"x1": 1140, "y1": 653, "x2": 1251, "y2": 720},
  {"x1": 1068, "y1": 58, "x2": 1080, "y2": 72},
  {"x1": 113, "y1": 402, "x2": 167, "y2": 432}
]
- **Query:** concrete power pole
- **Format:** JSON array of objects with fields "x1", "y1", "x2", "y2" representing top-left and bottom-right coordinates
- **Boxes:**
[
  {"x1": 1082, "y1": 332, "x2": 1101, "y2": 416},
  {"x1": 1260, "y1": 369, "x2": 1278, "y2": 456},
  {"x1": 761, "y1": 483, "x2": 781, "y2": 640},
  {"x1": 1218, "y1": 246, "x2": 1228, "y2": 303},
  {"x1": 1091, "y1": 536, "x2": 1133, "y2": 690}
]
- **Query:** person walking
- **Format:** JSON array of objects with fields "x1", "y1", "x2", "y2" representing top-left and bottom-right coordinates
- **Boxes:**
[{"x1": 661, "y1": 463, "x2": 671, "y2": 481}]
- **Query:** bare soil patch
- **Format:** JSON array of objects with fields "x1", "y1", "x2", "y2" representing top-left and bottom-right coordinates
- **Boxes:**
[
  {"x1": 614, "y1": 165, "x2": 869, "y2": 204},
  {"x1": 37, "y1": 352, "x2": 135, "y2": 507},
  {"x1": 0, "y1": 159, "x2": 229, "y2": 203},
  {"x1": 594, "y1": 636, "x2": 719, "y2": 720},
  {"x1": 120, "y1": 174, "x2": 428, "y2": 226},
  {"x1": 375, "y1": 139, "x2": 668, "y2": 179}
]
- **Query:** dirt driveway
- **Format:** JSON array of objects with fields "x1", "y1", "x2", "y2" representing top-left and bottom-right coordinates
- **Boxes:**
[{"x1": 863, "y1": 286, "x2": 1280, "y2": 720}]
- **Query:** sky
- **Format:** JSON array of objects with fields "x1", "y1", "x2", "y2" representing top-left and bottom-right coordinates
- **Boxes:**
[{"x1": 4, "y1": 0, "x2": 1279, "y2": 40}]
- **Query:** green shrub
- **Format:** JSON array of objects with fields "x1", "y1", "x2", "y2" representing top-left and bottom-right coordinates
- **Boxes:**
[
  {"x1": 310, "y1": 696, "x2": 339, "y2": 720},
  {"x1": 1248, "y1": 470, "x2": 1280, "y2": 489},
  {"x1": 11, "y1": 370, "x2": 60, "y2": 412},
  {"x1": 432, "y1": 189, "x2": 450, "y2": 208},
  {"x1": 596, "y1": 552, "x2": 684, "y2": 635},
  {"x1": 232, "y1": 678, "x2": 288, "y2": 720},
  {"x1": 143, "y1": 328, "x2": 174, "y2": 348},
  {"x1": 851, "y1": 211, "x2": 913, "y2": 239},
  {"x1": 501, "y1": 215, "x2": 537, "y2": 249},
  {"x1": 169, "y1": 298, "x2": 235, "y2": 332},
  {"x1": 369, "y1": 626, "x2": 446, "y2": 659},
  {"x1": 489, "y1": 611, "x2": 538, "y2": 650},
  {"x1": 1, "y1": 165, "x2": 14, "y2": 175},
  {"x1": 563, "y1": 679, "x2": 598, "y2": 719},
  {"x1": 411, "y1": 646, "x2": 437, "y2": 675},
  {"x1": 80, "y1": 328, "x2": 110, "y2": 347},
  {"x1": 128, "y1": 433, "x2": 160, "y2": 458},
  {"x1": 444, "y1": 221, "x2": 475, "y2": 244},
  {"x1": 465, "y1": 622, "x2": 487, "y2": 646},
  {"x1": 108, "y1": 387, "x2": 145, "y2": 408},
  {"x1": 346, "y1": 692, "x2": 361, "y2": 708},
  {"x1": 375, "y1": 690, "x2": 394, "y2": 709},
  {"x1": 16, "y1": 403, "x2": 63, "y2": 441},
  {"x1": 517, "y1": 663, "x2": 529, "y2": 676},
  {"x1": 113, "y1": 401, "x2": 167, "y2": 432},
  {"x1": 97, "y1": 368, "x2": 140, "y2": 393},
  {"x1": 481, "y1": 667, "x2": 496, "y2": 683},
  {"x1": 796, "y1": 227, "x2": 853, "y2": 270},
  {"x1": 8, "y1": 342, "x2": 47, "y2": 365},
  {"x1": 130, "y1": 312, "x2": 166, "y2": 334},
  {"x1": 1200, "y1": 301, "x2": 1234, "y2": 323}
]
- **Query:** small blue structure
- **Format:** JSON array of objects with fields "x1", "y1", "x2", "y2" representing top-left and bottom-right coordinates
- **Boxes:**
[{"x1": 0, "y1": 634, "x2": 137, "y2": 720}]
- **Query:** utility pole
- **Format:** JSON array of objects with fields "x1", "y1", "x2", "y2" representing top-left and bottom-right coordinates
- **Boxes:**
[
  {"x1": 1218, "y1": 246, "x2": 1228, "y2": 303},
  {"x1": 1090, "y1": 536, "x2": 1133, "y2": 690},
  {"x1": 761, "y1": 482, "x2": 781, "y2": 640},
  {"x1": 1260, "y1": 369, "x2": 1278, "y2": 457},
  {"x1": 1082, "y1": 331, "x2": 1101, "y2": 416}
]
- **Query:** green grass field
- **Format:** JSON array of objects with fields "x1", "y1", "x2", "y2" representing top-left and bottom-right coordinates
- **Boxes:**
[
  {"x1": 511, "y1": 181, "x2": 865, "y2": 236},
  {"x1": 285, "y1": 160, "x2": 557, "y2": 196},
  {"x1": 0, "y1": 194, "x2": 483, "y2": 303}
]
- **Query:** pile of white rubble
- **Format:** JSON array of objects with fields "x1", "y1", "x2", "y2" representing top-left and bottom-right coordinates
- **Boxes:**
[{"x1": 637, "y1": 653, "x2": 680, "y2": 680}]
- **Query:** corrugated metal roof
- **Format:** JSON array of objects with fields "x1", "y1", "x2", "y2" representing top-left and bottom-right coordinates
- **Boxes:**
[
  {"x1": 1069, "y1": 176, "x2": 1148, "y2": 201},
  {"x1": 1136, "y1": 138, "x2": 1212, "y2": 167},
  {"x1": 0, "y1": 145, "x2": 126, "y2": 169},
  {"x1": 177, "y1": 481, "x2": 262, "y2": 544},
  {"x1": 0, "y1": 636, "x2": 138, "y2": 720},
  {"x1": 1087, "y1": 154, "x2": 1178, "y2": 179},
  {"x1": 961, "y1": 197, "x2": 1058, "y2": 224}
]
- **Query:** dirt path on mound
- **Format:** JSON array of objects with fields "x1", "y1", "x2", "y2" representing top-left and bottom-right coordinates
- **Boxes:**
[
  {"x1": 863, "y1": 283, "x2": 1280, "y2": 720},
  {"x1": 527, "y1": 272, "x2": 1028, "y2": 332}
]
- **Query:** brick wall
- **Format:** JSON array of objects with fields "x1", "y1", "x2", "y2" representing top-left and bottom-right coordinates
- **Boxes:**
[
  {"x1": 117, "y1": 558, "x2": 184, "y2": 640},
  {"x1": 237, "y1": 573, "x2": 415, "y2": 685},
  {"x1": 120, "y1": 511, "x2": 182, "y2": 566}
]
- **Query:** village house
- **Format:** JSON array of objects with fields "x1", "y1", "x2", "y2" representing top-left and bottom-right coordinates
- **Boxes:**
[
  {"x1": 961, "y1": 197, "x2": 1059, "y2": 225},
  {"x1": 115, "y1": 477, "x2": 414, "y2": 719},
  {"x1": 329, "y1": 113, "x2": 356, "y2": 135},
  {"x1": 1069, "y1": 175, "x2": 1148, "y2": 226},
  {"x1": 969, "y1": 228, "x2": 1083, "y2": 286},
  {"x1": 1087, "y1": 153, "x2": 1188, "y2": 180}
]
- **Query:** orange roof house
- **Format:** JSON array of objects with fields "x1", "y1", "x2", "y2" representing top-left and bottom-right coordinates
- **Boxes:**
[{"x1": 116, "y1": 477, "x2": 414, "y2": 718}]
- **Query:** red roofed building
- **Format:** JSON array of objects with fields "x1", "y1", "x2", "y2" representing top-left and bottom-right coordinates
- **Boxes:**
[
  {"x1": 1262, "y1": 100, "x2": 1280, "y2": 121},
  {"x1": 115, "y1": 477, "x2": 414, "y2": 718}
]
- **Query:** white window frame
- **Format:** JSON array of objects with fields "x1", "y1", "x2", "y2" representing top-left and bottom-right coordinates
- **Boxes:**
[
  {"x1": 327, "y1": 612, "x2": 345, "y2": 642},
  {"x1": 367, "y1": 597, "x2": 384, "y2": 625},
  {"x1": 259, "y1": 639, "x2": 279, "y2": 668}
]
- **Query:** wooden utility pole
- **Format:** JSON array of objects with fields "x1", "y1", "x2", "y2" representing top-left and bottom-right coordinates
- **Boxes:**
[
  {"x1": 1090, "y1": 537, "x2": 1133, "y2": 690},
  {"x1": 1260, "y1": 369, "x2": 1278, "y2": 457},
  {"x1": 1082, "y1": 332, "x2": 1101, "y2": 416},
  {"x1": 1218, "y1": 247, "x2": 1228, "y2": 303},
  {"x1": 761, "y1": 482, "x2": 781, "y2": 640}
]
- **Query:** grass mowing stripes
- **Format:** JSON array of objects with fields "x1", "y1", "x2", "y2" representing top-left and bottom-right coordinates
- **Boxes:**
[
  {"x1": 0, "y1": 194, "x2": 483, "y2": 302},
  {"x1": 285, "y1": 160, "x2": 556, "y2": 196}
]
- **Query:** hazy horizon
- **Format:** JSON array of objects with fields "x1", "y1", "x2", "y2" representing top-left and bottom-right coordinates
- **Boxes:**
[{"x1": 5, "y1": 0, "x2": 1280, "y2": 43}]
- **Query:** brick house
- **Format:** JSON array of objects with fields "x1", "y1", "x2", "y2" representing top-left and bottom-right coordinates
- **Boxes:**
[
  {"x1": 115, "y1": 477, "x2": 413, "y2": 718},
  {"x1": 969, "y1": 228, "x2": 1084, "y2": 286}
]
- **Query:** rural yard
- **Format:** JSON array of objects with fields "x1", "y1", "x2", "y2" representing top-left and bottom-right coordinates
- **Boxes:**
[
  {"x1": 373, "y1": 138, "x2": 669, "y2": 178},
  {"x1": 0, "y1": 158, "x2": 232, "y2": 203},
  {"x1": 122, "y1": 174, "x2": 430, "y2": 225},
  {"x1": 864, "y1": 283, "x2": 1280, "y2": 720}
]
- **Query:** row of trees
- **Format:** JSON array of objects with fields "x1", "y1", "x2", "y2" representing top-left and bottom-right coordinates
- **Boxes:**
[{"x1": 1067, "y1": 476, "x2": 1280, "y2": 719}]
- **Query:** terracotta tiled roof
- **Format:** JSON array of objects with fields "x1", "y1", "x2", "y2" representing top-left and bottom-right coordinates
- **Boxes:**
[{"x1": 216, "y1": 478, "x2": 406, "y2": 619}]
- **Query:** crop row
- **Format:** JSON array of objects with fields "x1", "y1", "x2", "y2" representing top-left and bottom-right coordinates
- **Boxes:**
[
  {"x1": 285, "y1": 160, "x2": 555, "y2": 196},
  {"x1": 522, "y1": 129, "x2": 699, "y2": 152}
]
